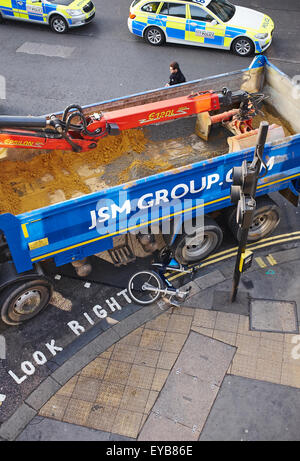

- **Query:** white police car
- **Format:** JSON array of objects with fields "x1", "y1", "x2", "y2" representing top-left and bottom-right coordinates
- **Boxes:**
[
  {"x1": 128, "y1": 0, "x2": 274, "y2": 56},
  {"x1": 0, "y1": 0, "x2": 95, "y2": 33}
]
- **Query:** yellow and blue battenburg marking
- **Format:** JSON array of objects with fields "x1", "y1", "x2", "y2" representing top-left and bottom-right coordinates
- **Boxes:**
[
  {"x1": 130, "y1": 0, "x2": 274, "y2": 53},
  {"x1": 0, "y1": 0, "x2": 95, "y2": 26},
  {"x1": 0, "y1": 0, "x2": 62, "y2": 22},
  {"x1": 131, "y1": 12, "x2": 248, "y2": 47}
]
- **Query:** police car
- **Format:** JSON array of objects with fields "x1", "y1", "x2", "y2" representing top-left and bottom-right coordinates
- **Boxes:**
[
  {"x1": 128, "y1": 0, "x2": 274, "y2": 56},
  {"x1": 0, "y1": 0, "x2": 95, "y2": 33}
]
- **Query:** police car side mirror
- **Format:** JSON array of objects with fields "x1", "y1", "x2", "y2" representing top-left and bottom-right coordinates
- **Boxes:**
[{"x1": 211, "y1": 19, "x2": 218, "y2": 25}]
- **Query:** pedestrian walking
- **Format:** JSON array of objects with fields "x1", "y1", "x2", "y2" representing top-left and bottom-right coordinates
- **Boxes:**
[{"x1": 166, "y1": 61, "x2": 186, "y2": 86}]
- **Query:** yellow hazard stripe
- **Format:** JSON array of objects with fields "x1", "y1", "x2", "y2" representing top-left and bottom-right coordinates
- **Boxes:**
[
  {"x1": 266, "y1": 254, "x2": 277, "y2": 266},
  {"x1": 21, "y1": 224, "x2": 29, "y2": 239},
  {"x1": 255, "y1": 257, "x2": 267, "y2": 268}
]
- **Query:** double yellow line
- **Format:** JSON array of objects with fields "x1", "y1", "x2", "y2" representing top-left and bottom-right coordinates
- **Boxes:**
[{"x1": 167, "y1": 230, "x2": 300, "y2": 281}]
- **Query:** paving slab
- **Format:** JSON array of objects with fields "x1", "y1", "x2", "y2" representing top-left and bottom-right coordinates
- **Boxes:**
[
  {"x1": 199, "y1": 375, "x2": 300, "y2": 441},
  {"x1": 174, "y1": 331, "x2": 236, "y2": 386},
  {"x1": 138, "y1": 331, "x2": 235, "y2": 441},
  {"x1": 151, "y1": 372, "x2": 219, "y2": 430},
  {"x1": 0, "y1": 403, "x2": 36, "y2": 441},
  {"x1": 250, "y1": 299, "x2": 299, "y2": 334},
  {"x1": 16, "y1": 416, "x2": 135, "y2": 441},
  {"x1": 25, "y1": 377, "x2": 61, "y2": 411},
  {"x1": 138, "y1": 412, "x2": 200, "y2": 441}
]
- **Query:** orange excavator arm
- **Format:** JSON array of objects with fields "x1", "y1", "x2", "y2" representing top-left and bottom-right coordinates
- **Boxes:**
[{"x1": 0, "y1": 88, "x2": 254, "y2": 153}]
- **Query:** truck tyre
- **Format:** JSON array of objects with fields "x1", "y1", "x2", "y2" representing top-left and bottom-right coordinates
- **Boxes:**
[
  {"x1": 50, "y1": 15, "x2": 68, "y2": 33},
  {"x1": 174, "y1": 217, "x2": 223, "y2": 264},
  {"x1": 227, "y1": 196, "x2": 280, "y2": 242},
  {"x1": 144, "y1": 26, "x2": 165, "y2": 46},
  {"x1": 0, "y1": 279, "x2": 53, "y2": 326},
  {"x1": 232, "y1": 37, "x2": 254, "y2": 57}
]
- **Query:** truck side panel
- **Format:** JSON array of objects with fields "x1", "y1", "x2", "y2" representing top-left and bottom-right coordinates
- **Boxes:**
[{"x1": 1, "y1": 56, "x2": 299, "y2": 274}]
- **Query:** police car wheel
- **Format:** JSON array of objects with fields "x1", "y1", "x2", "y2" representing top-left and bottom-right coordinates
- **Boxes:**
[
  {"x1": 232, "y1": 37, "x2": 254, "y2": 57},
  {"x1": 0, "y1": 12, "x2": 3, "y2": 23},
  {"x1": 50, "y1": 15, "x2": 68, "y2": 33},
  {"x1": 145, "y1": 26, "x2": 165, "y2": 46}
]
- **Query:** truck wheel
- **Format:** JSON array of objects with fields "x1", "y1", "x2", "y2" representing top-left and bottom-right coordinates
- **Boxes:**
[
  {"x1": 50, "y1": 15, "x2": 68, "y2": 33},
  {"x1": 227, "y1": 196, "x2": 280, "y2": 242},
  {"x1": 144, "y1": 26, "x2": 165, "y2": 46},
  {"x1": 232, "y1": 37, "x2": 254, "y2": 57},
  {"x1": 0, "y1": 279, "x2": 53, "y2": 326},
  {"x1": 174, "y1": 217, "x2": 223, "y2": 264}
]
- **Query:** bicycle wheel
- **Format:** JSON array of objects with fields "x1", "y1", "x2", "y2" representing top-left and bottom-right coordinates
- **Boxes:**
[{"x1": 127, "y1": 270, "x2": 164, "y2": 305}]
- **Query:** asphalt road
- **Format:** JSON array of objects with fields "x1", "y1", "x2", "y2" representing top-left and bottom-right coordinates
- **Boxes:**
[{"x1": 0, "y1": 0, "x2": 300, "y2": 116}]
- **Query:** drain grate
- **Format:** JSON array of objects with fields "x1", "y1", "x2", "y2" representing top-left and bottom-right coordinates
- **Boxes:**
[{"x1": 250, "y1": 299, "x2": 299, "y2": 334}]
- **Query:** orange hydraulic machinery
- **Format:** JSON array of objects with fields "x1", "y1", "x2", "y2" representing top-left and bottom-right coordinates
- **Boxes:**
[{"x1": 0, "y1": 88, "x2": 263, "y2": 153}]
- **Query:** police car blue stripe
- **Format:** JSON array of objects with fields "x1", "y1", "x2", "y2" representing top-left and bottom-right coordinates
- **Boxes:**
[
  {"x1": 166, "y1": 27, "x2": 185, "y2": 39},
  {"x1": 204, "y1": 36, "x2": 224, "y2": 45},
  {"x1": 187, "y1": 21, "x2": 205, "y2": 32},
  {"x1": 1, "y1": 8, "x2": 14, "y2": 16},
  {"x1": 225, "y1": 26, "x2": 247, "y2": 34},
  {"x1": 132, "y1": 27, "x2": 143, "y2": 36},
  {"x1": 44, "y1": 4, "x2": 57, "y2": 14},
  {"x1": 224, "y1": 30, "x2": 240, "y2": 38},
  {"x1": 132, "y1": 20, "x2": 145, "y2": 35},
  {"x1": 148, "y1": 17, "x2": 163, "y2": 26},
  {"x1": 28, "y1": 13, "x2": 43, "y2": 21}
]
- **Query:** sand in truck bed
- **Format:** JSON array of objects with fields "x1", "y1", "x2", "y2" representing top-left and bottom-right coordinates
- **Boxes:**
[{"x1": 0, "y1": 105, "x2": 293, "y2": 216}]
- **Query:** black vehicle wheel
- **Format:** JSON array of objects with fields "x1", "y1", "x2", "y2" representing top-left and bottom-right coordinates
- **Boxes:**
[
  {"x1": 0, "y1": 279, "x2": 53, "y2": 326},
  {"x1": 50, "y1": 15, "x2": 68, "y2": 33},
  {"x1": 232, "y1": 37, "x2": 254, "y2": 57},
  {"x1": 227, "y1": 196, "x2": 280, "y2": 242},
  {"x1": 174, "y1": 217, "x2": 223, "y2": 264},
  {"x1": 144, "y1": 26, "x2": 165, "y2": 46},
  {"x1": 128, "y1": 270, "x2": 163, "y2": 305},
  {"x1": 0, "y1": 12, "x2": 4, "y2": 23}
]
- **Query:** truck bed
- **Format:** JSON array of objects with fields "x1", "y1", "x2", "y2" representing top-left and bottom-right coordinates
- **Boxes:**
[{"x1": 0, "y1": 102, "x2": 293, "y2": 216}]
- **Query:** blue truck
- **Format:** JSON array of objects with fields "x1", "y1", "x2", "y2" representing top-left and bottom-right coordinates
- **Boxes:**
[{"x1": 0, "y1": 55, "x2": 299, "y2": 325}]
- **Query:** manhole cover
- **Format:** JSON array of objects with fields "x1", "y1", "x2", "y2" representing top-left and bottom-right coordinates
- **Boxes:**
[{"x1": 250, "y1": 299, "x2": 299, "y2": 333}]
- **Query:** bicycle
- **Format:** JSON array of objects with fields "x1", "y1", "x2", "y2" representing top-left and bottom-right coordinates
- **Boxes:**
[{"x1": 127, "y1": 252, "x2": 196, "y2": 306}]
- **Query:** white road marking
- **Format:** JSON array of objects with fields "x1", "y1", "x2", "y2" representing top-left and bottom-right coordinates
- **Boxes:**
[
  {"x1": 16, "y1": 42, "x2": 75, "y2": 58},
  {"x1": 0, "y1": 335, "x2": 6, "y2": 360}
]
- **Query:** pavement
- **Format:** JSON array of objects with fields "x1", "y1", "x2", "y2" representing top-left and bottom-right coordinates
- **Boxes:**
[{"x1": 0, "y1": 239, "x2": 299, "y2": 442}]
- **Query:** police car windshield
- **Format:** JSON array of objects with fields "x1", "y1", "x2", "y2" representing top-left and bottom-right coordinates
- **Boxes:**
[
  {"x1": 207, "y1": 0, "x2": 235, "y2": 22},
  {"x1": 47, "y1": 0, "x2": 74, "y2": 4}
]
